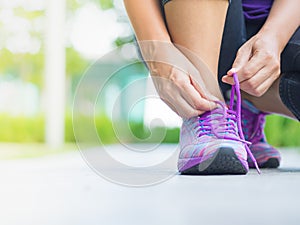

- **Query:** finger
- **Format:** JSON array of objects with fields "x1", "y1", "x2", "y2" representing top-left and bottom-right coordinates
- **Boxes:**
[
  {"x1": 179, "y1": 82, "x2": 217, "y2": 112},
  {"x1": 245, "y1": 75, "x2": 276, "y2": 97},
  {"x1": 222, "y1": 75, "x2": 235, "y2": 85},
  {"x1": 190, "y1": 74, "x2": 221, "y2": 102},
  {"x1": 224, "y1": 52, "x2": 267, "y2": 85},
  {"x1": 223, "y1": 51, "x2": 251, "y2": 85},
  {"x1": 238, "y1": 51, "x2": 268, "y2": 83},
  {"x1": 162, "y1": 93, "x2": 205, "y2": 118},
  {"x1": 223, "y1": 53, "x2": 269, "y2": 86},
  {"x1": 226, "y1": 67, "x2": 238, "y2": 76},
  {"x1": 152, "y1": 73, "x2": 209, "y2": 118},
  {"x1": 185, "y1": 58, "x2": 223, "y2": 102},
  {"x1": 229, "y1": 45, "x2": 252, "y2": 74},
  {"x1": 256, "y1": 73, "x2": 279, "y2": 96},
  {"x1": 239, "y1": 65, "x2": 279, "y2": 96},
  {"x1": 167, "y1": 69, "x2": 218, "y2": 111}
]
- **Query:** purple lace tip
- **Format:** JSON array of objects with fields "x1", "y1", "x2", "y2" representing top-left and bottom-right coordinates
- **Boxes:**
[{"x1": 255, "y1": 162, "x2": 261, "y2": 174}]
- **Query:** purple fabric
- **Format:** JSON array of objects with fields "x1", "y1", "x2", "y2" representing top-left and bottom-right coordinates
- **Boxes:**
[{"x1": 242, "y1": 0, "x2": 274, "y2": 22}]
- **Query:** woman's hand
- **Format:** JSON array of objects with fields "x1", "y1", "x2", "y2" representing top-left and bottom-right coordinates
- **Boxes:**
[
  {"x1": 222, "y1": 33, "x2": 281, "y2": 97},
  {"x1": 139, "y1": 41, "x2": 217, "y2": 118}
]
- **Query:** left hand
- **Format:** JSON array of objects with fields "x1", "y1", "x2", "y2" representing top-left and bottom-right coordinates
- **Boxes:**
[{"x1": 222, "y1": 33, "x2": 281, "y2": 97}]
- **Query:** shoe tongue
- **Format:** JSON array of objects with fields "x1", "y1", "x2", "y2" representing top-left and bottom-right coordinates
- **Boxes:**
[{"x1": 199, "y1": 108, "x2": 225, "y2": 120}]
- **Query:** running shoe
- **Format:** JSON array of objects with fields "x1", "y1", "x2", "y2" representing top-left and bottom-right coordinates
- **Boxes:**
[
  {"x1": 241, "y1": 100, "x2": 281, "y2": 168},
  {"x1": 178, "y1": 73, "x2": 260, "y2": 175}
]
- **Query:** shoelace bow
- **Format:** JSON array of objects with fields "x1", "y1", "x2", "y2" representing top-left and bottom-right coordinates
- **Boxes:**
[{"x1": 196, "y1": 73, "x2": 261, "y2": 174}]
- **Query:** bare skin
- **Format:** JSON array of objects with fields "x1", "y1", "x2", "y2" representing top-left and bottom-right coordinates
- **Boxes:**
[
  {"x1": 124, "y1": 0, "x2": 218, "y2": 118},
  {"x1": 164, "y1": 0, "x2": 228, "y2": 100},
  {"x1": 222, "y1": 0, "x2": 300, "y2": 119},
  {"x1": 242, "y1": 79, "x2": 295, "y2": 118},
  {"x1": 124, "y1": 0, "x2": 299, "y2": 119}
]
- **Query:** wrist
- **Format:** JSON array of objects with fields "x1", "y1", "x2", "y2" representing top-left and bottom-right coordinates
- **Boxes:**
[
  {"x1": 258, "y1": 22, "x2": 292, "y2": 53},
  {"x1": 256, "y1": 27, "x2": 285, "y2": 53},
  {"x1": 138, "y1": 40, "x2": 173, "y2": 61},
  {"x1": 135, "y1": 30, "x2": 171, "y2": 42}
]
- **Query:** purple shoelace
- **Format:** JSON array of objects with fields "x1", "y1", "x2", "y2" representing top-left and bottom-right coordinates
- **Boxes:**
[
  {"x1": 196, "y1": 73, "x2": 261, "y2": 174},
  {"x1": 231, "y1": 73, "x2": 261, "y2": 174}
]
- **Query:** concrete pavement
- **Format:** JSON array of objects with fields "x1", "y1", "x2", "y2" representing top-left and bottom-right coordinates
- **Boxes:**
[{"x1": 0, "y1": 144, "x2": 300, "y2": 225}]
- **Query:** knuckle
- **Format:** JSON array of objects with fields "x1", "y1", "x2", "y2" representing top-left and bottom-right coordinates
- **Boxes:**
[
  {"x1": 237, "y1": 48, "x2": 244, "y2": 56},
  {"x1": 169, "y1": 73, "x2": 186, "y2": 87},
  {"x1": 162, "y1": 85, "x2": 173, "y2": 96},
  {"x1": 242, "y1": 68, "x2": 252, "y2": 78},
  {"x1": 246, "y1": 80, "x2": 257, "y2": 90},
  {"x1": 251, "y1": 88, "x2": 264, "y2": 97},
  {"x1": 193, "y1": 101, "x2": 203, "y2": 109},
  {"x1": 262, "y1": 50, "x2": 272, "y2": 59},
  {"x1": 274, "y1": 61, "x2": 280, "y2": 71}
]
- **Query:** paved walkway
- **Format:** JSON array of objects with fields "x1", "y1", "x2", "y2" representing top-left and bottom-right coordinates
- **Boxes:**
[{"x1": 0, "y1": 144, "x2": 300, "y2": 225}]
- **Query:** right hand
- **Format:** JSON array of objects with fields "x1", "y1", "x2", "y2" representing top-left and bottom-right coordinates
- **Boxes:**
[{"x1": 138, "y1": 41, "x2": 217, "y2": 118}]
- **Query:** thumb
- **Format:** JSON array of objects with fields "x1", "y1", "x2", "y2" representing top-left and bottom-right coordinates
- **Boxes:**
[{"x1": 228, "y1": 45, "x2": 252, "y2": 76}]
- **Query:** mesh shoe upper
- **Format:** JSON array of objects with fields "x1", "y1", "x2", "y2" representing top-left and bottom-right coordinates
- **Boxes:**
[
  {"x1": 178, "y1": 105, "x2": 249, "y2": 172},
  {"x1": 241, "y1": 100, "x2": 281, "y2": 167},
  {"x1": 178, "y1": 73, "x2": 261, "y2": 174}
]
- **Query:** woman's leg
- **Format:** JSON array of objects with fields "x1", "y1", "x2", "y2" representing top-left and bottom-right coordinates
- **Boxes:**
[
  {"x1": 242, "y1": 79, "x2": 295, "y2": 118},
  {"x1": 164, "y1": 0, "x2": 229, "y2": 101},
  {"x1": 164, "y1": 0, "x2": 254, "y2": 175}
]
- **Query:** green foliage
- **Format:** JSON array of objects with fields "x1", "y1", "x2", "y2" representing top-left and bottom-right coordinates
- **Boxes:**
[
  {"x1": 115, "y1": 35, "x2": 135, "y2": 47},
  {"x1": 0, "y1": 49, "x2": 44, "y2": 85},
  {"x1": 67, "y1": 0, "x2": 82, "y2": 11},
  {"x1": 265, "y1": 115, "x2": 300, "y2": 147},
  {"x1": 95, "y1": 116, "x2": 118, "y2": 144},
  {"x1": 0, "y1": 114, "x2": 44, "y2": 142},
  {"x1": 0, "y1": 114, "x2": 179, "y2": 144},
  {"x1": 66, "y1": 47, "x2": 90, "y2": 77},
  {"x1": 97, "y1": 0, "x2": 114, "y2": 10},
  {"x1": 129, "y1": 123, "x2": 179, "y2": 143},
  {"x1": 67, "y1": 0, "x2": 114, "y2": 11},
  {"x1": 127, "y1": 122, "x2": 179, "y2": 143},
  {"x1": 161, "y1": 128, "x2": 180, "y2": 143},
  {"x1": 0, "y1": 46, "x2": 89, "y2": 87},
  {"x1": 13, "y1": 7, "x2": 43, "y2": 19},
  {"x1": 0, "y1": 114, "x2": 298, "y2": 147}
]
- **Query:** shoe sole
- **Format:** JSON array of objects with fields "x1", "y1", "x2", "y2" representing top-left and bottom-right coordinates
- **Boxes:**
[
  {"x1": 181, "y1": 147, "x2": 248, "y2": 175},
  {"x1": 248, "y1": 157, "x2": 280, "y2": 169},
  {"x1": 260, "y1": 158, "x2": 280, "y2": 168}
]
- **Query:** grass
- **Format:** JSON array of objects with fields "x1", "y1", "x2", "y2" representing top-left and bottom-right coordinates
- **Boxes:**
[
  {"x1": 0, "y1": 113, "x2": 299, "y2": 160},
  {"x1": 0, "y1": 115, "x2": 299, "y2": 160}
]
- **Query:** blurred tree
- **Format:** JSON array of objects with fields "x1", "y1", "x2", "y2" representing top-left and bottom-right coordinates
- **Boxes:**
[
  {"x1": 0, "y1": 49, "x2": 43, "y2": 84},
  {"x1": 0, "y1": 0, "x2": 133, "y2": 83}
]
